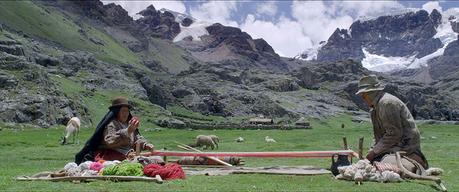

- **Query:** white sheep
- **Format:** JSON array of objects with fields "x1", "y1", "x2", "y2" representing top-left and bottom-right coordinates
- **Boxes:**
[
  {"x1": 235, "y1": 137, "x2": 244, "y2": 142},
  {"x1": 61, "y1": 117, "x2": 80, "y2": 145},
  {"x1": 265, "y1": 136, "x2": 276, "y2": 143},
  {"x1": 196, "y1": 135, "x2": 217, "y2": 150},
  {"x1": 209, "y1": 135, "x2": 219, "y2": 149}
]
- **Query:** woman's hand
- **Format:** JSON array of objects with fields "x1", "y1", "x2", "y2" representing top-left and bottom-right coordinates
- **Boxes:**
[
  {"x1": 144, "y1": 143, "x2": 155, "y2": 152},
  {"x1": 128, "y1": 117, "x2": 140, "y2": 134}
]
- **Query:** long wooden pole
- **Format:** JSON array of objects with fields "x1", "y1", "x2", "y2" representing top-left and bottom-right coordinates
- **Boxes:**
[
  {"x1": 141, "y1": 150, "x2": 358, "y2": 158},
  {"x1": 176, "y1": 144, "x2": 233, "y2": 167},
  {"x1": 16, "y1": 175, "x2": 163, "y2": 183}
]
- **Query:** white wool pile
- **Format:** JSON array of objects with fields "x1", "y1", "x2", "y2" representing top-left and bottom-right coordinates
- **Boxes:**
[
  {"x1": 335, "y1": 159, "x2": 403, "y2": 183},
  {"x1": 64, "y1": 161, "x2": 112, "y2": 176},
  {"x1": 64, "y1": 162, "x2": 81, "y2": 176}
]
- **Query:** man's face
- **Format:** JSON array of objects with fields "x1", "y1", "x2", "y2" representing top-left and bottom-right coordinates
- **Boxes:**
[
  {"x1": 360, "y1": 92, "x2": 373, "y2": 107},
  {"x1": 117, "y1": 106, "x2": 130, "y2": 123}
]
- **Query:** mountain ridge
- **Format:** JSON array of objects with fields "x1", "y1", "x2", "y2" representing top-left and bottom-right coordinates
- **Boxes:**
[{"x1": 0, "y1": 0, "x2": 458, "y2": 128}]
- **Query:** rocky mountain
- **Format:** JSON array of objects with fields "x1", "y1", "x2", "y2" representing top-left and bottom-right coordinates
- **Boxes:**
[
  {"x1": 315, "y1": 9, "x2": 459, "y2": 74},
  {"x1": 318, "y1": 9, "x2": 443, "y2": 62},
  {"x1": 0, "y1": 1, "x2": 457, "y2": 129}
]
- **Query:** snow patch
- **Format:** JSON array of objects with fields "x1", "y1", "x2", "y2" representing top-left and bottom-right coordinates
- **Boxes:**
[
  {"x1": 363, "y1": 10, "x2": 458, "y2": 72},
  {"x1": 361, "y1": 48, "x2": 416, "y2": 72},
  {"x1": 173, "y1": 21, "x2": 210, "y2": 42},
  {"x1": 408, "y1": 18, "x2": 457, "y2": 69}
]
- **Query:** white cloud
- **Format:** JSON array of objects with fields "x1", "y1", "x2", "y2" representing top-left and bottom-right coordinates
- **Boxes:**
[
  {"x1": 256, "y1": 2, "x2": 278, "y2": 17},
  {"x1": 102, "y1": 1, "x2": 186, "y2": 20},
  {"x1": 422, "y1": 1, "x2": 443, "y2": 13},
  {"x1": 291, "y1": 1, "x2": 354, "y2": 45},
  {"x1": 240, "y1": 15, "x2": 312, "y2": 57},
  {"x1": 189, "y1": 1, "x2": 239, "y2": 27},
  {"x1": 334, "y1": 1, "x2": 405, "y2": 19},
  {"x1": 290, "y1": 1, "x2": 405, "y2": 46}
]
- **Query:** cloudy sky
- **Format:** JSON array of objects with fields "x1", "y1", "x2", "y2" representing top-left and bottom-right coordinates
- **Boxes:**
[{"x1": 102, "y1": 1, "x2": 458, "y2": 57}]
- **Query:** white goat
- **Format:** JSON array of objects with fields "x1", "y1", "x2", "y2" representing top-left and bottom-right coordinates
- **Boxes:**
[
  {"x1": 265, "y1": 136, "x2": 276, "y2": 143},
  {"x1": 61, "y1": 117, "x2": 80, "y2": 145}
]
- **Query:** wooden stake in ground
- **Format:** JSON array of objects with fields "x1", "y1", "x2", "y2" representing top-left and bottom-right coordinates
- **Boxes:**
[
  {"x1": 342, "y1": 137, "x2": 348, "y2": 150},
  {"x1": 358, "y1": 137, "x2": 364, "y2": 160},
  {"x1": 175, "y1": 143, "x2": 233, "y2": 167}
]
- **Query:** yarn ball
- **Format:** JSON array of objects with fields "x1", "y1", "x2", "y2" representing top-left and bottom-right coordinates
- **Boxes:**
[
  {"x1": 63, "y1": 162, "x2": 81, "y2": 176},
  {"x1": 90, "y1": 162, "x2": 104, "y2": 172},
  {"x1": 102, "y1": 162, "x2": 144, "y2": 176},
  {"x1": 143, "y1": 163, "x2": 186, "y2": 180},
  {"x1": 64, "y1": 162, "x2": 78, "y2": 171},
  {"x1": 79, "y1": 161, "x2": 93, "y2": 171}
]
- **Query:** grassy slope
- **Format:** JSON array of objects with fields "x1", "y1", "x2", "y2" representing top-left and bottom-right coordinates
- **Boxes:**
[
  {"x1": 0, "y1": 1, "x2": 139, "y2": 65},
  {"x1": 0, "y1": 115, "x2": 457, "y2": 191},
  {"x1": 146, "y1": 38, "x2": 191, "y2": 74},
  {"x1": 50, "y1": 75, "x2": 168, "y2": 128}
]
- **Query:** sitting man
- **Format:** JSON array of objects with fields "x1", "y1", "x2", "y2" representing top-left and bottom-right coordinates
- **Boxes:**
[
  {"x1": 356, "y1": 75, "x2": 428, "y2": 173},
  {"x1": 75, "y1": 96, "x2": 154, "y2": 164}
]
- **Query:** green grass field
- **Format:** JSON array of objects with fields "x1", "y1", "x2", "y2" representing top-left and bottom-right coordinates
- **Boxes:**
[{"x1": 0, "y1": 115, "x2": 457, "y2": 191}]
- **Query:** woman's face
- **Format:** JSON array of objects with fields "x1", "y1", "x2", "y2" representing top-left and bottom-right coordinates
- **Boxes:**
[{"x1": 117, "y1": 106, "x2": 130, "y2": 123}]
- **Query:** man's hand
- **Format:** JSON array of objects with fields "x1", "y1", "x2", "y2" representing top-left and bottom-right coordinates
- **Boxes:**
[{"x1": 366, "y1": 150, "x2": 376, "y2": 161}]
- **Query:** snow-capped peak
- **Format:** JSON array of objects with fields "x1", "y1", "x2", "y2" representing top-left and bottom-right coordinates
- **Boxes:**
[{"x1": 361, "y1": 10, "x2": 458, "y2": 73}]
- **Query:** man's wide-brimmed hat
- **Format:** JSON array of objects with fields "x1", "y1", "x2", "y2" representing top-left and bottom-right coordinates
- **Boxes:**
[
  {"x1": 355, "y1": 75, "x2": 385, "y2": 95},
  {"x1": 109, "y1": 96, "x2": 132, "y2": 109}
]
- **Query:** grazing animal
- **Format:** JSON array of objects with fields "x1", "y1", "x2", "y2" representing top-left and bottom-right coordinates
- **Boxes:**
[
  {"x1": 209, "y1": 135, "x2": 219, "y2": 149},
  {"x1": 195, "y1": 135, "x2": 216, "y2": 150},
  {"x1": 265, "y1": 136, "x2": 276, "y2": 143},
  {"x1": 61, "y1": 117, "x2": 81, "y2": 145},
  {"x1": 235, "y1": 137, "x2": 244, "y2": 142}
]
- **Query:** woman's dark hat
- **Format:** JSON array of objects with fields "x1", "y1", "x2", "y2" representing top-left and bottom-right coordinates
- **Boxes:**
[{"x1": 109, "y1": 96, "x2": 132, "y2": 109}]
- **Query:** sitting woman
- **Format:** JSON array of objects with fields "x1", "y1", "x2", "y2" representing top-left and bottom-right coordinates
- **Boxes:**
[{"x1": 75, "y1": 96, "x2": 154, "y2": 164}]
